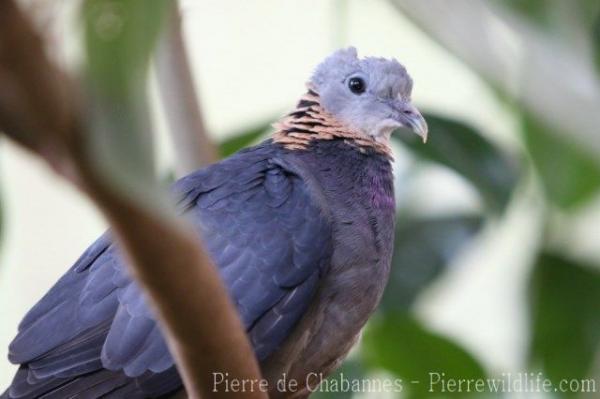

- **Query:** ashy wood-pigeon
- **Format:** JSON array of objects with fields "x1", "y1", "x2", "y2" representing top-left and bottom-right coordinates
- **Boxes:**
[{"x1": 2, "y1": 47, "x2": 427, "y2": 398}]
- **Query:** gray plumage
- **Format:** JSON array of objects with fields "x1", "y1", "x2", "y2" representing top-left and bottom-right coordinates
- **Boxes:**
[{"x1": 2, "y1": 47, "x2": 427, "y2": 398}]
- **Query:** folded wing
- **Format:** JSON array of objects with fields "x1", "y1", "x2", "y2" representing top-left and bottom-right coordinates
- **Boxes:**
[{"x1": 5, "y1": 143, "x2": 332, "y2": 398}]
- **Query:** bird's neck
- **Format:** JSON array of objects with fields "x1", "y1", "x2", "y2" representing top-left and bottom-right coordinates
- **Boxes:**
[{"x1": 272, "y1": 90, "x2": 392, "y2": 157}]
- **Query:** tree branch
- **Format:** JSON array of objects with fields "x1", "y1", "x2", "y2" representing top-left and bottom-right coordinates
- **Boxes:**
[
  {"x1": 155, "y1": 2, "x2": 219, "y2": 176},
  {"x1": 0, "y1": 2, "x2": 265, "y2": 398}
]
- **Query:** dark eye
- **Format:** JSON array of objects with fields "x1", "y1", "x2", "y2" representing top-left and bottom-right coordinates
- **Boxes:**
[{"x1": 348, "y1": 77, "x2": 366, "y2": 95}]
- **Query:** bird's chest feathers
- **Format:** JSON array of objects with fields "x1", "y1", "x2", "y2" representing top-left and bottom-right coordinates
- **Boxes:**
[
  {"x1": 313, "y1": 146, "x2": 396, "y2": 267},
  {"x1": 367, "y1": 172, "x2": 395, "y2": 210},
  {"x1": 333, "y1": 168, "x2": 395, "y2": 266},
  {"x1": 285, "y1": 141, "x2": 395, "y2": 261},
  {"x1": 334, "y1": 153, "x2": 395, "y2": 234}
]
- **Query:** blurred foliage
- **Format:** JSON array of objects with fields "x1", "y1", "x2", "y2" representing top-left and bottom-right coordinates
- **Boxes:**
[
  {"x1": 504, "y1": 0, "x2": 600, "y2": 33},
  {"x1": 381, "y1": 215, "x2": 483, "y2": 311},
  {"x1": 219, "y1": 122, "x2": 272, "y2": 158},
  {"x1": 523, "y1": 115, "x2": 600, "y2": 209},
  {"x1": 501, "y1": 0, "x2": 600, "y2": 208},
  {"x1": 593, "y1": 12, "x2": 600, "y2": 77},
  {"x1": 84, "y1": 0, "x2": 170, "y2": 97},
  {"x1": 82, "y1": 0, "x2": 170, "y2": 203},
  {"x1": 374, "y1": 1, "x2": 600, "y2": 396},
  {"x1": 503, "y1": 0, "x2": 550, "y2": 27},
  {"x1": 529, "y1": 253, "x2": 600, "y2": 388},
  {"x1": 363, "y1": 314, "x2": 487, "y2": 398},
  {"x1": 395, "y1": 114, "x2": 518, "y2": 213},
  {"x1": 3, "y1": 0, "x2": 597, "y2": 397}
]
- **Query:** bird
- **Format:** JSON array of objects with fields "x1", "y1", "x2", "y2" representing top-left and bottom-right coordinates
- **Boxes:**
[{"x1": 2, "y1": 47, "x2": 427, "y2": 398}]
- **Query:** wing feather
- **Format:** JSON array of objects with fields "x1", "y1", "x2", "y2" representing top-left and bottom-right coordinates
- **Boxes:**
[{"x1": 6, "y1": 143, "x2": 333, "y2": 397}]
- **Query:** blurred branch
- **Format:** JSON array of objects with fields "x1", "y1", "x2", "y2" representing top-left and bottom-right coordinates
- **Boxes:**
[
  {"x1": 155, "y1": 1, "x2": 218, "y2": 175},
  {"x1": 0, "y1": 2, "x2": 264, "y2": 398},
  {"x1": 390, "y1": 0, "x2": 600, "y2": 156},
  {"x1": 0, "y1": 0, "x2": 78, "y2": 172}
]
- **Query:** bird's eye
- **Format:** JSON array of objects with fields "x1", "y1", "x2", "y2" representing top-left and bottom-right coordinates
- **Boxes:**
[{"x1": 348, "y1": 77, "x2": 366, "y2": 95}]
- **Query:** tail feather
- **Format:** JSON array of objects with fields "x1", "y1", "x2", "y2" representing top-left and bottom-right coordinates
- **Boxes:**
[
  {"x1": 8, "y1": 367, "x2": 70, "y2": 399},
  {"x1": 37, "y1": 369, "x2": 126, "y2": 399},
  {"x1": 3, "y1": 365, "x2": 181, "y2": 398}
]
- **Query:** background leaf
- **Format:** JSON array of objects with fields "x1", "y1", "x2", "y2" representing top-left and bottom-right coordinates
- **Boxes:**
[
  {"x1": 381, "y1": 215, "x2": 483, "y2": 312},
  {"x1": 84, "y1": 0, "x2": 169, "y2": 97},
  {"x1": 82, "y1": 0, "x2": 169, "y2": 202},
  {"x1": 593, "y1": 12, "x2": 600, "y2": 76},
  {"x1": 219, "y1": 122, "x2": 272, "y2": 158},
  {"x1": 390, "y1": 0, "x2": 600, "y2": 169},
  {"x1": 503, "y1": 0, "x2": 550, "y2": 27},
  {"x1": 362, "y1": 313, "x2": 487, "y2": 398},
  {"x1": 503, "y1": 0, "x2": 600, "y2": 35},
  {"x1": 394, "y1": 114, "x2": 519, "y2": 213},
  {"x1": 523, "y1": 115, "x2": 600, "y2": 209},
  {"x1": 529, "y1": 253, "x2": 600, "y2": 390}
]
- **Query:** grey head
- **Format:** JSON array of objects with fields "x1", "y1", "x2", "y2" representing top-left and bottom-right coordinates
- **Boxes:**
[{"x1": 310, "y1": 47, "x2": 428, "y2": 143}]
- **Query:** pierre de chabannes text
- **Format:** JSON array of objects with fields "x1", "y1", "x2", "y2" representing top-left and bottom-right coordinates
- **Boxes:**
[{"x1": 212, "y1": 371, "x2": 597, "y2": 394}]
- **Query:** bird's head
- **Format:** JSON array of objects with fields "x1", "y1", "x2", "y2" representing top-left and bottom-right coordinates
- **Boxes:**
[{"x1": 309, "y1": 47, "x2": 428, "y2": 144}]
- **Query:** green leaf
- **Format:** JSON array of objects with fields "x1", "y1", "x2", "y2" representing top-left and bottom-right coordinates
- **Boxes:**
[
  {"x1": 593, "y1": 12, "x2": 600, "y2": 75},
  {"x1": 529, "y1": 253, "x2": 600, "y2": 389},
  {"x1": 390, "y1": 1, "x2": 600, "y2": 210},
  {"x1": 503, "y1": 0, "x2": 600, "y2": 33},
  {"x1": 362, "y1": 313, "x2": 487, "y2": 398},
  {"x1": 523, "y1": 115, "x2": 600, "y2": 209},
  {"x1": 219, "y1": 122, "x2": 272, "y2": 158},
  {"x1": 82, "y1": 0, "x2": 170, "y2": 204},
  {"x1": 83, "y1": 0, "x2": 170, "y2": 97},
  {"x1": 394, "y1": 114, "x2": 519, "y2": 213},
  {"x1": 503, "y1": 0, "x2": 551, "y2": 27},
  {"x1": 381, "y1": 215, "x2": 483, "y2": 312}
]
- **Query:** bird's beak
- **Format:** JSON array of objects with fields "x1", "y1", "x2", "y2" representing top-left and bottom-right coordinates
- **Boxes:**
[{"x1": 395, "y1": 102, "x2": 428, "y2": 143}]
